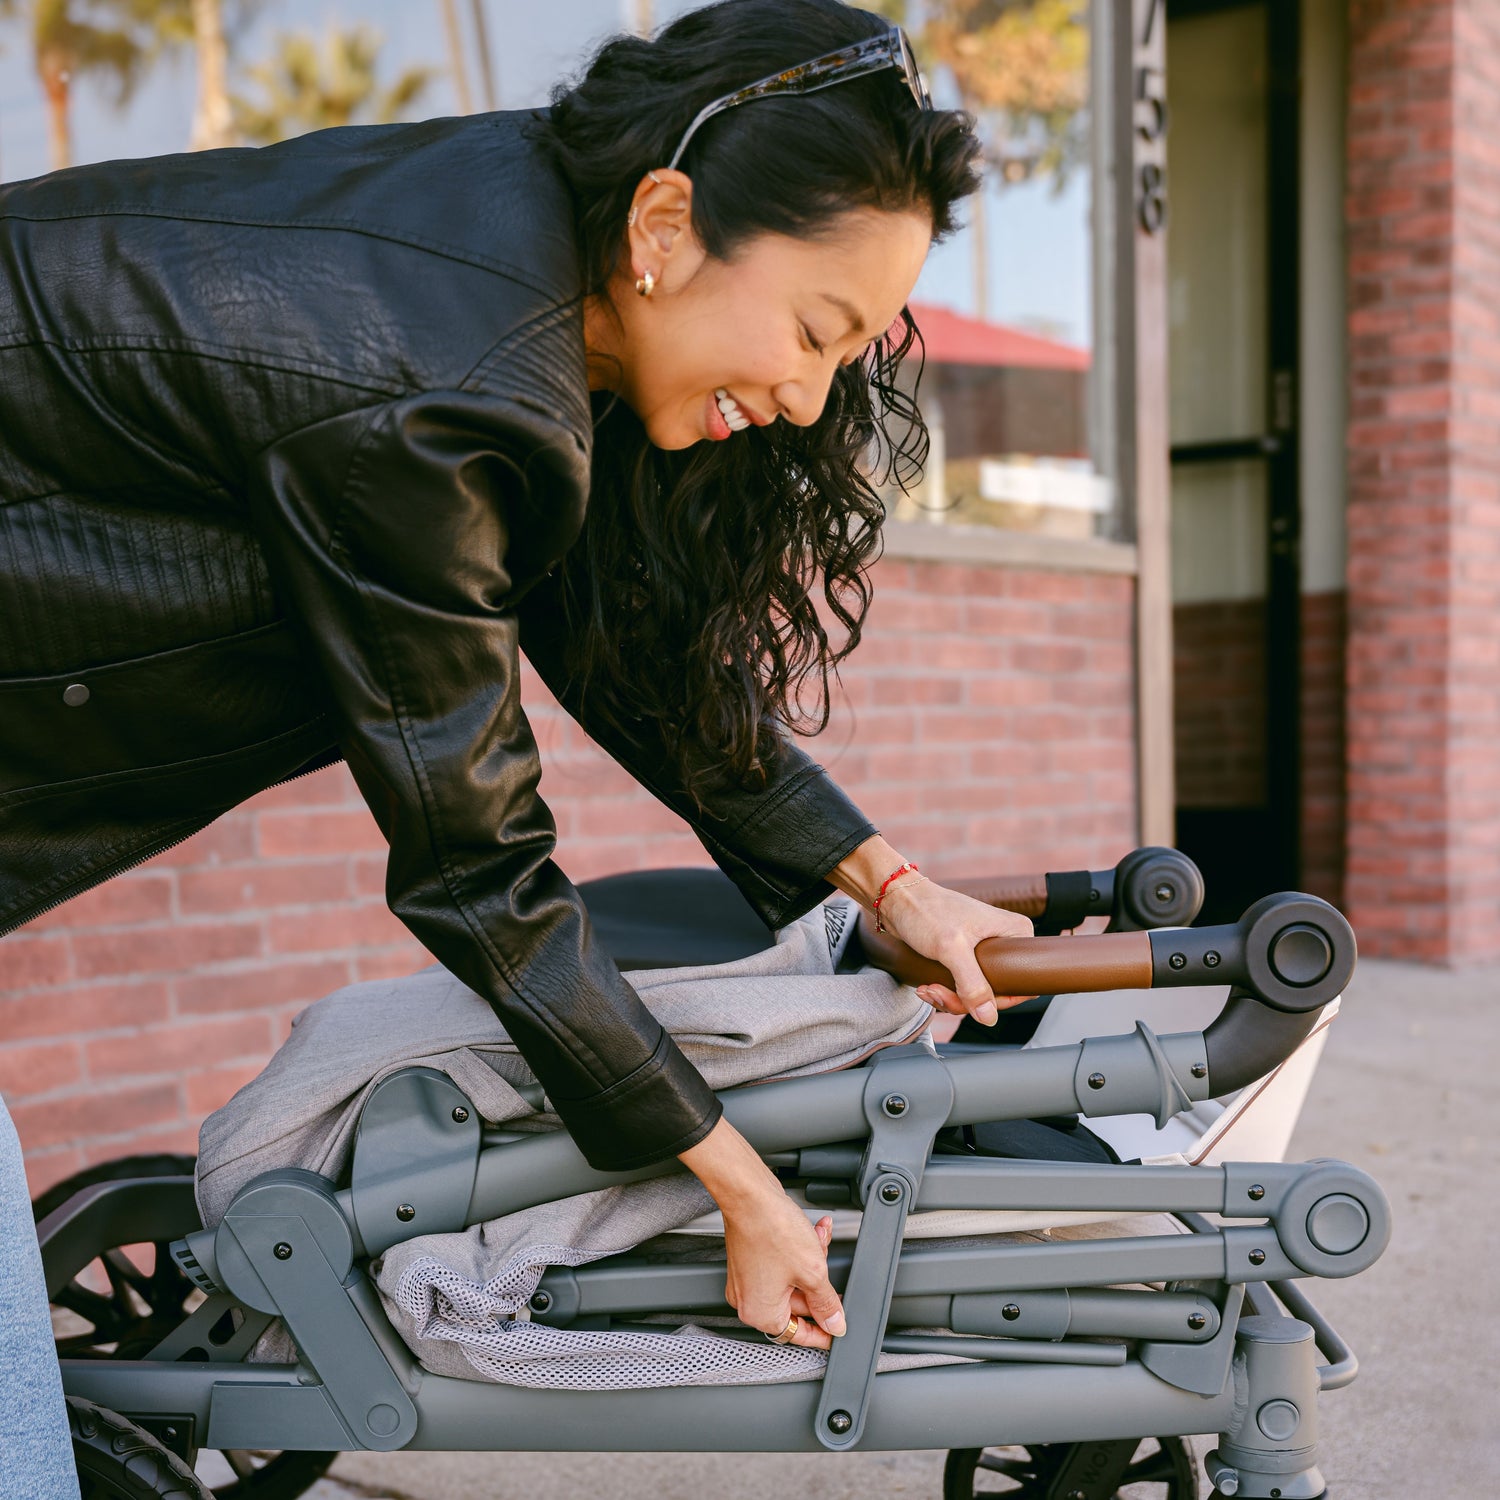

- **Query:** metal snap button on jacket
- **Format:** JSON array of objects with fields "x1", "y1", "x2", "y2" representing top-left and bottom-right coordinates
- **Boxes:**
[{"x1": 62, "y1": 683, "x2": 90, "y2": 707}]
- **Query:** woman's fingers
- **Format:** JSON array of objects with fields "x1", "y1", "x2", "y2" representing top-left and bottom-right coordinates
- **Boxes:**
[
  {"x1": 800, "y1": 1276, "x2": 846, "y2": 1339},
  {"x1": 916, "y1": 984, "x2": 1036, "y2": 1016}
]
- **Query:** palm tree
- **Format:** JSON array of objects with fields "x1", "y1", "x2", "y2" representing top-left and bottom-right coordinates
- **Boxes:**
[
  {"x1": 232, "y1": 25, "x2": 435, "y2": 145},
  {"x1": 27, "y1": 0, "x2": 161, "y2": 171},
  {"x1": 436, "y1": 0, "x2": 472, "y2": 114},
  {"x1": 187, "y1": 0, "x2": 232, "y2": 149},
  {"x1": 469, "y1": 0, "x2": 495, "y2": 111}
]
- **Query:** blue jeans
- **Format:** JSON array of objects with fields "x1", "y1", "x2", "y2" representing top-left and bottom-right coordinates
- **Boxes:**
[{"x1": 0, "y1": 1094, "x2": 80, "y2": 1500}]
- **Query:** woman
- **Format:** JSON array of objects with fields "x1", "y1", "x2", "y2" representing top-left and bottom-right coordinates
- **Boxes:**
[{"x1": 0, "y1": 0, "x2": 1031, "y2": 1360}]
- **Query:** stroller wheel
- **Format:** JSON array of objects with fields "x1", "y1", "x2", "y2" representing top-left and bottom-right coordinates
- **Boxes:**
[
  {"x1": 943, "y1": 1435, "x2": 1199, "y2": 1499},
  {"x1": 68, "y1": 1397, "x2": 211, "y2": 1499},
  {"x1": 37, "y1": 1155, "x2": 336, "y2": 1500}
]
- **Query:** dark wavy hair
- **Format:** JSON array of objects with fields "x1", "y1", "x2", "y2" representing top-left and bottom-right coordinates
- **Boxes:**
[{"x1": 539, "y1": 0, "x2": 980, "y2": 802}]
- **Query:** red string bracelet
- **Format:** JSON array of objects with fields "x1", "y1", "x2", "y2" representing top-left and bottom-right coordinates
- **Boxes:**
[{"x1": 873, "y1": 861, "x2": 920, "y2": 933}]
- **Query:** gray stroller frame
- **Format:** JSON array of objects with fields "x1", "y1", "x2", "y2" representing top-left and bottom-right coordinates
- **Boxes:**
[{"x1": 39, "y1": 858, "x2": 1389, "y2": 1500}]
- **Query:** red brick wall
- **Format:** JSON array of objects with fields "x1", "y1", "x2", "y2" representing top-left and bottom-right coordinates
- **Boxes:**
[
  {"x1": 1171, "y1": 592, "x2": 1345, "y2": 908},
  {"x1": 1345, "y1": 0, "x2": 1500, "y2": 962},
  {"x1": 1300, "y1": 590, "x2": 1347, "y2": 908},
  {"x1": 1173, "y1": 598, "x2": 1269, "y2": 811},
  {"x1": 1, "y1": 557, "x2": 1138, "y2": 1190}
]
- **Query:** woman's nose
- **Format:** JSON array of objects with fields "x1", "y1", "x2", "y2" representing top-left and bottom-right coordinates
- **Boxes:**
[{"x1": 773, "y1": 369, "x2": 839, "y2": 428}]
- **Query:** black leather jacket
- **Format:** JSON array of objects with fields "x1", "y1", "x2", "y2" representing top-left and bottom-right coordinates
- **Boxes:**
[{"x1": 0, "y1": 111, "x2": 876, "y2": 1171}]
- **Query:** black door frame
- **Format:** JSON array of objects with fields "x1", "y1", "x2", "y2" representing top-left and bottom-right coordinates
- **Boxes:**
[{"x1": 1167, "y1": 0, "x2": 1302, "y2": 903}]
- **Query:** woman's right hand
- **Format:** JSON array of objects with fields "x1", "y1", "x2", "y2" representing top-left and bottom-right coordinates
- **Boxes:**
[{"x1": 679, "y1": 1116, "x2": 846, "y2": 1350}]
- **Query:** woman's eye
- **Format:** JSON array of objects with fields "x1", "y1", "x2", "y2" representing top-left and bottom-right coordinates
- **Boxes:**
[{"x1": 800, "y1": 323, "x2": 826, "y2": 356}]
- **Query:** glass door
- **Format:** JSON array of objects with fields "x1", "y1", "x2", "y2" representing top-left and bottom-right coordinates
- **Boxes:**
[{"x1": 1166, "y1": 0, "x2": 1300, "y2": 921}]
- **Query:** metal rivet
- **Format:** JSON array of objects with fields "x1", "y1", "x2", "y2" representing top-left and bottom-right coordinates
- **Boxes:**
[
  {"x1": 881, "y1": 1093, "x2": 908, "y2": 1117},
  {"x1": 1248, "y1": 1248, "x2": 1267, "y2": 1266},
  {"x1": 1087, "y1": 1072, "x2": 1106, "y2": 1090},
  {"x1": 1204, "y1": 951, "x2": 1221, "y2": 968},
  {"x1": 1191, "y1": 1063, "x2": 1208, "y2": 1079},
  {"x1": 452, "y1": 1106, "x2": 470, "y2": 1123},
  {"x1": 1154, "y1": 883, "x2": 1175, "y2": 903},
  {"x1": 530, "y1": 1290, "x2": 552, "y2": 1313},
  {"x1": 1248, "y1": 1183, "x2": 1266, "y2": 1202},
  {"x1": 1089, "y1": 888, "x2": 1099, "y2": 902},
  {"x1": 273, "y1": 1242, "x2": 293, "y2": 1260},
  {"x1": 62, "y1": 683, "x2": 90, "y2": 707},
  {"x1": 879, "y1": 1182, "x2": 902, "y2": 1204},
  {"x1": 827, "y1": 1410, "x2": 853, "y2": 1434},
  {"x1": 1187, "y1": 1312, "x2": 1208, "y2": 1330},
  {"x1": 1001, "y1": 1302, "x2": 1021, "y2": 1322},
  {"x1": 1169, "y1": 952, "x2": 1187, "y2": 970},
  {"x1": 396, "y1": 1203, "x2": 416, "y2": 1222},
  {"x1": 1068, "y1": 1490, "x2": 1088, "y2": 1500},
  {"x1": 1271, "y1": 1491, "x2": 1282, "y2": 1499}
]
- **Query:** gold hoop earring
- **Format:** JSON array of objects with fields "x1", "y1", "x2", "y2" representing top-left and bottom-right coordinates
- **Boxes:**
[{"x1": 635, "y1": 270, "x2": 656, "y2": 298}]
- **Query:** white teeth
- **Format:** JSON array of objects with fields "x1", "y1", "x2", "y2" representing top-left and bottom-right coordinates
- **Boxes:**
[{"x1": 714, "y1": 387, "x2": 751, "y2": 432}]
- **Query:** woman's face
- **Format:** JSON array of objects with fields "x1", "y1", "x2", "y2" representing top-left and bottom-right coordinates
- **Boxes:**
[{"x1": 591, "y1": 172, "x2": 931, "y2": 451}]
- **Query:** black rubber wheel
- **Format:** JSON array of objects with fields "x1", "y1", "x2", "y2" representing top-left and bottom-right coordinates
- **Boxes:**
[
  {"x1": 38, "y1": 1156, "x2": 336, "y2": 1500},
  {"x1": 943, "y1": 1436, "x2": 1199, "y2": 1499},
  {"x1": 68, "y1": 1397, "x2": 213, "y2": 1499}
]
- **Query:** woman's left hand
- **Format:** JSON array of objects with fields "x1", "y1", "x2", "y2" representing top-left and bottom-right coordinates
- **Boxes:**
[{"x1": 875, "y1": 874, "x2": 1035, "y2": 1028}]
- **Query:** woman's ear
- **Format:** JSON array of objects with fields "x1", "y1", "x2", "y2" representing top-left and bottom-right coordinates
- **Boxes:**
[{"x1": 626, "y1": 168, "x2": 705, "y2": 291}]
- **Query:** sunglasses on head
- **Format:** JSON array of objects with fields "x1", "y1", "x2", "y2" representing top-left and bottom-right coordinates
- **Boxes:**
[{"x1": 665, "y1": 23, "x2": 933, "y2": 172}]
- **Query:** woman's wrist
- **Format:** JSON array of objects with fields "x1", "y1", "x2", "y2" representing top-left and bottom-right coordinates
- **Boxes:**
[
  {"x1": 828, "y1": 832, "x2": 919, "y2": 909},
  {"x1": 678, "y1": 1116, "x2": 781, "y2": 1212}
]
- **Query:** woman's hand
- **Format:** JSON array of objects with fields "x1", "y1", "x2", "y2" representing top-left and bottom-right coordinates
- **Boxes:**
[
  {"x1": 679, "y1": 1117, "x2": 845, "y2": 1350},
  {"x1": 830, "y1": 834, "x2": 1036, "y2": 1029},
  {"x1": 877, "y1": 874, "x2": 1035, "y2": 1026}
]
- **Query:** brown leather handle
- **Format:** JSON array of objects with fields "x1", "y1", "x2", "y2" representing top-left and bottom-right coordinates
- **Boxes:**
[
  {"x1": 857, "y1": 909, "x2": 1154, "y2": 995},
  {"x1": 945, "y1": 873, "x2": 1050, "y2": 920}
]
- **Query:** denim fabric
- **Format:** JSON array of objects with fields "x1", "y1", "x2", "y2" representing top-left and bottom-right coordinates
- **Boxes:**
[{"x1": 0, "y1": 1093, "x2": 80, "y2": 1500}]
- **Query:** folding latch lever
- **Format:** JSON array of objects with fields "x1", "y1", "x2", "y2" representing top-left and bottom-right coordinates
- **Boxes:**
[{"x1": 815, "y1": 1045, "x2": 953, "y2": 1451}]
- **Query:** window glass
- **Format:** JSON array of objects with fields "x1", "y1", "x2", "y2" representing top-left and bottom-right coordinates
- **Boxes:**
[
  {"x1": 877, "y1": 0, "x2": 1108, "y2": 541},
  {"x1": 0, "y1": 0, "x2": 1109, "y2": 548}
]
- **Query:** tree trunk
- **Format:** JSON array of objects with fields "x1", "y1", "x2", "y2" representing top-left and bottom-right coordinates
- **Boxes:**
[
  {"x1": 189, "y1": 0, "x2": 236, "y2": 150},
  {"x1": 38, "y1": 47, "x2": 72, "y2": 172},
  {"x1": 437, "y1": 0, "x2": 474, "y2": 114},
  {"x1": 469, "y1": 0, "x2": 496, "y2": 111}
]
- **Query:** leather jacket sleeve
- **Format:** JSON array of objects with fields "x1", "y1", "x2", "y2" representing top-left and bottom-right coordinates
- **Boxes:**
[
  {"x1": 248, "y1": 391, "x2": 723, "y2": 1172},
  {"x1": 517, "y1": 576, "x2": 879, "y2": 931}
]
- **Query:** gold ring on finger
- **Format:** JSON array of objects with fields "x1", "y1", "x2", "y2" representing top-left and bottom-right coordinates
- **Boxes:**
[{"x1": 766, "y1": 1317, "x2": 799, "y2": 1345}]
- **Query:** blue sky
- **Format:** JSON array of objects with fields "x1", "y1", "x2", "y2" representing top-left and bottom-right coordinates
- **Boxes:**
[{"x1": 0, "y1": 0, "x2": 1092, "y2": 346}]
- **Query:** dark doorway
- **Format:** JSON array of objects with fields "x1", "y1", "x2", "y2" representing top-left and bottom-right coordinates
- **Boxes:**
[{"x1": 1166, "y1": 0, "x2": 1300, "y2": 923}]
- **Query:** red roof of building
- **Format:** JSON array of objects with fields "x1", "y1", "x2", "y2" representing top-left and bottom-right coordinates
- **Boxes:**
[{"x1": 907, "y1": 300, "x2": 1091, "y2": 371}]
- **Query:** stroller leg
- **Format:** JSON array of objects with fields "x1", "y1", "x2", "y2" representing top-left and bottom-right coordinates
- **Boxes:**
[{"x1": 1206, "y1": 1314, "x2": 1326, "y2": 1499}]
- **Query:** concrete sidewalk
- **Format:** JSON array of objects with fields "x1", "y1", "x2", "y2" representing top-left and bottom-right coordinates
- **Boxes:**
[{"x1": 308, "y1": 958, "x2": 1500, "y2": 1500}]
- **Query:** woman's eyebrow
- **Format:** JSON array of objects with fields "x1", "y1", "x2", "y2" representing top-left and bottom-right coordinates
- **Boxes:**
[{"x1": 819, "y1": 292, "x2": 867, "y2": 336}]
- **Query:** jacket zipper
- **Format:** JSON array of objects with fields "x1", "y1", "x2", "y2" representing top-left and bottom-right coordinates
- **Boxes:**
[{"x1": 0, "y1": 753, "x2": 344, "y2": 944}]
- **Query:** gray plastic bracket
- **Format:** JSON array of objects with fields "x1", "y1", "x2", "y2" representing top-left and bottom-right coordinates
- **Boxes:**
[
  {"x1": 215, "y1": 1171, "x2": 418, "y2": 1451},
  {"x1": 145, "y1": 1293, "x2": 277, "y2": 1364},
  {"x1": 349, "y1": 1068, "x2": 482, "y2": 1260},
  {"x1": 1074, "y1": 1022, "x2": 1196, "y2": 1128},
  {"x1": 815, "y1": 1046, "x2": 954, "y2": 1453},
  {"x1": 1208, "y1": 1313, "x2": 1327, "y2": 1498},
  {"x1": 1140, "y1": 1283, "x2": 1245, "y2": 1396}
]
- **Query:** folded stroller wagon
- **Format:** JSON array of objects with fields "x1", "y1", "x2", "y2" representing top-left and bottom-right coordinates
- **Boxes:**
[{"x1": 37, "y1": 848, "x2": 1389, "y2": 1500}]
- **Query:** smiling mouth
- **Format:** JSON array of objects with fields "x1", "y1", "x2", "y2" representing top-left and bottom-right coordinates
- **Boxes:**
[{"x1": 714, "y1": 388, "x2": 765, "y2": 431}]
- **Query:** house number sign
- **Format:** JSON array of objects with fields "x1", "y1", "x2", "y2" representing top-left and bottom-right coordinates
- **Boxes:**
[{"x1": 1134, "y1": 0, "x2": 1167, "y2": 235}]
